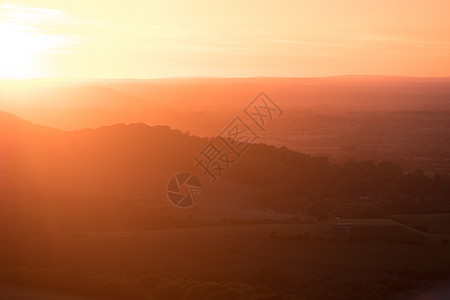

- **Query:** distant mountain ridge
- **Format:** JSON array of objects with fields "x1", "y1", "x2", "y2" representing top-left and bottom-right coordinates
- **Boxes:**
[{"x1": 2, "y1": 76, "x2": 450, "y2": 133}]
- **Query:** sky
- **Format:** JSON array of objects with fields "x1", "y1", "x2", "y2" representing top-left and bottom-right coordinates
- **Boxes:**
[{"x1": 0, "y1": 0, "x2": 449, "y2": 79}]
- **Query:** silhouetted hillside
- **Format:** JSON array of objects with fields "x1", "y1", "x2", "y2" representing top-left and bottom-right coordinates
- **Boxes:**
[
  {"x1": 1, "y1": 112, "x2": 450, "y2": 300},
  {"x1": 2, "y1": 77, "x2": 450, "y2": 175},
  {"x1": 1, "y1": 111, "x2": 449, "y2": 226}
]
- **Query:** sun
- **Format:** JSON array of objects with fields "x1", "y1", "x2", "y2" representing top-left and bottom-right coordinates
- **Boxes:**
[
  {"x1": 0, "y1": 4, "x2": 73, "y2": 79},
  {"x1": 0, "y1": 23, "x2": 44, "y2": 78}
]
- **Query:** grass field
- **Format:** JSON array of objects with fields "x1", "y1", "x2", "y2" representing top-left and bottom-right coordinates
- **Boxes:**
[
  {"x1": 1, "y1": 217, "x2": 450, "y2": 299},
  {"x1": 76, "y1": 221, "x2": 450, "y2": 273},
  {"x1": 390, "y1": 214, "x2": 450, "y2": 234},
  {"x1": 0, "y1": 284, "x2": 99, "y2": 300},
  {"x1": 4, "y1": 220, "x2": 448, "y2": 275}
]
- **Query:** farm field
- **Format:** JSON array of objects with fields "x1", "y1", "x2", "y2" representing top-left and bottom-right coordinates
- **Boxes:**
[
  {"x1": 1, "y1": 219, "x2": 450, "y2": 299},
  {"x1": 3, "y1": 220, "x2": 450, "y2": 275},
  {"x1": 73, "y1": 222, "x2": 450, "y2": 272},
  {"x1": 390, "y1": 214, "x2": 450, "y2": 234},
  {"x1": 0, "y1": 285, "x2": 99, "y2": 300}
]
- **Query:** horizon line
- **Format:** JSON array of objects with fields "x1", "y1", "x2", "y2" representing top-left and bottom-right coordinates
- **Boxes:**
[{"x1": 1, "y1": 74, "x2": 450, "y2": 82}]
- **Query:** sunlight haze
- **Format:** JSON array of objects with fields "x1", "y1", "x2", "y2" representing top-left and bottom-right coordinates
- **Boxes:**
[{"x1": 1, "y1": 2, "x2": 450, "y2": 299}]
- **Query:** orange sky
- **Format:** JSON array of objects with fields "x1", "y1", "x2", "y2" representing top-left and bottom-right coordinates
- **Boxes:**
[{"x1": 0, "y1": 0, "x2": 449, "y2": 79}]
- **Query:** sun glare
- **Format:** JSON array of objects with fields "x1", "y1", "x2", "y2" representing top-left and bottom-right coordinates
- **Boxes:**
[
  {"x1": 0, "y1": 4, "x2": 73, "y2": 79},
  {"x1": 0, "y1": 23, "x2": 42, "y2": 78}
]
